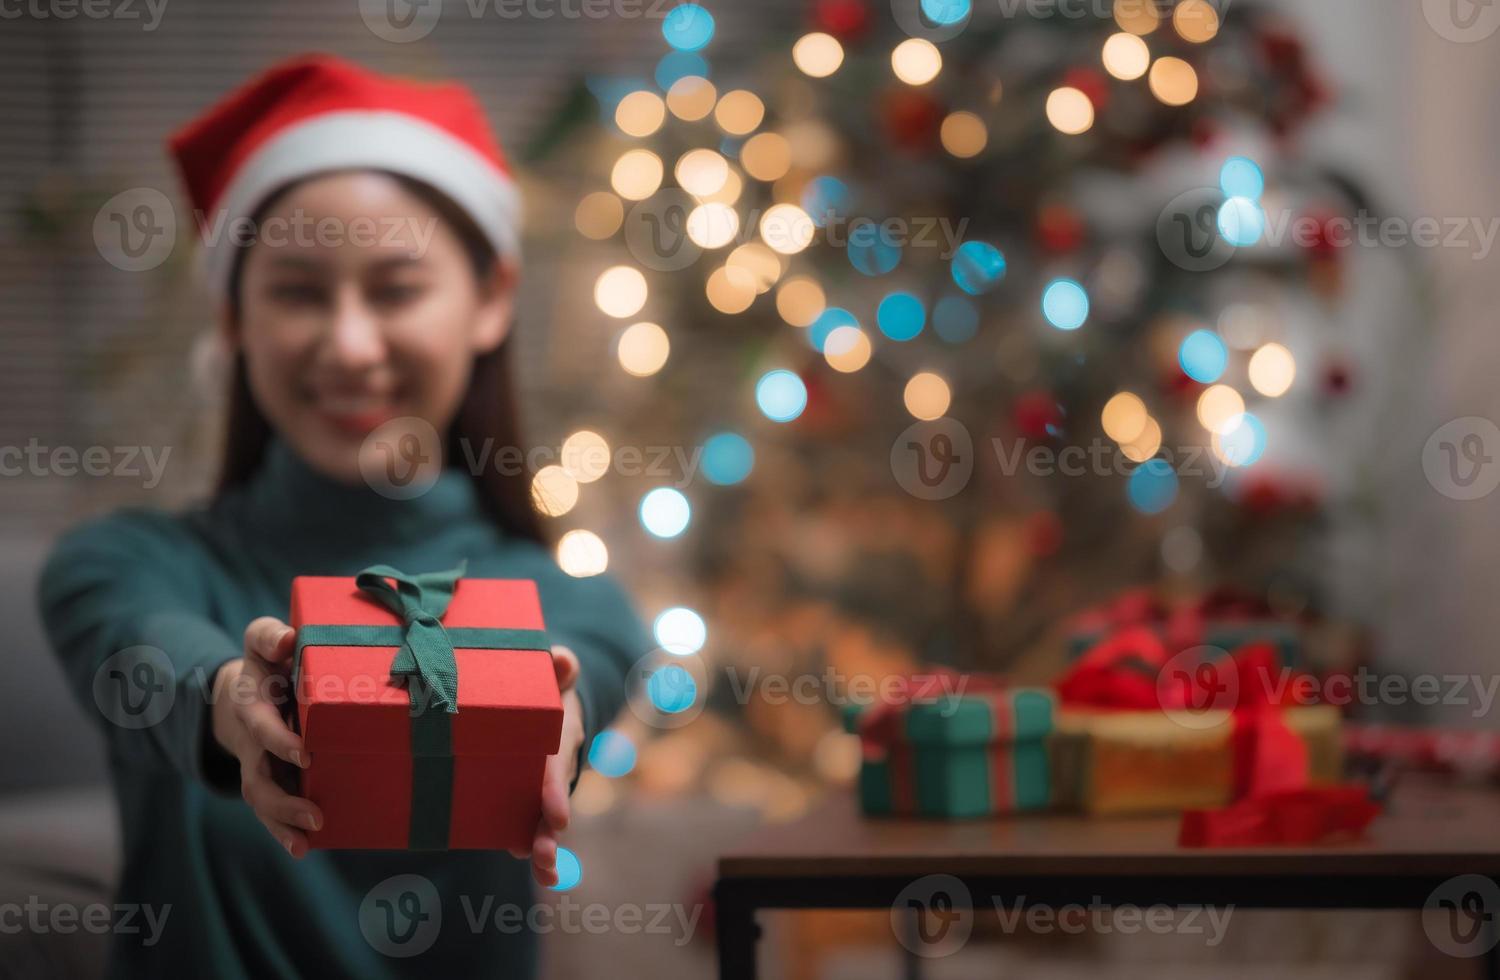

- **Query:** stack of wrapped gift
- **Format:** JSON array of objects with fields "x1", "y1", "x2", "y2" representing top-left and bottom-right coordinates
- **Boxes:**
[
  {"x1": 844, "y1": 681, "x2": 1054, "y2": 818},
  {"x1": 1064, "y1": 588, "x2": 1304, "y2": 668},
  {"x1": 1051, "y1": 626, "x2": 1343, "y2": 817}
]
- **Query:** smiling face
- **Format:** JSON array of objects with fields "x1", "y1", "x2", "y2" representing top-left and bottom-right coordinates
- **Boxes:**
[{"x1": 231, "y1": 171, "x2": 515, "y2": 485}]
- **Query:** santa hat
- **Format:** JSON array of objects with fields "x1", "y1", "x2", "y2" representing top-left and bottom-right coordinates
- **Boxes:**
[{"x1": 169, "y1": 54, "x2": 522, "y2": 296}]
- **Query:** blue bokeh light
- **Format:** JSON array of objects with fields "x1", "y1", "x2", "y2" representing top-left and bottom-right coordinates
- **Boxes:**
[
  {"x1": 877, "y1": 292, "x2": 926, "y2": 341},
  {"x1": 951, "y1": 241, "x2": 1007, "y2": 295},
  {"x1": 1042, "y1": 278, "x2": 1089, "y2": 330},
  {"x1": 807, "y1": 306, "x2": 858, "y2": 352},
  {"x1": 1128, "y1": 459, "x2": 1179, "y2": 515},
  {"x1": 756, "y1": 369, "x2": 808, "y2": 423},
  {"x1": 588, "y1": 731, "x2": 638, "y2": 778},
  {"x1": 848, "y1": 222, "x2": 901, "y2": 276},
  {"x1": 639, "y1": 487, "x2": 691, "y2": 538},
  {"x1": 801, "y1": 176, "x2": 851, "y2": 229},
  {"x1": 647, "y1": 664, "x2": 697, "y2": 714},
  {"x1": 1220, "y1": 156, "x2": 1265, "y2": 201},
  {"x1": 1179, "y1": 329, "x2": 1229, "y2": 384},
  {"x1": 1218, "y1": 412, "x2": 1267, "y2": 467},
  {"x1": 662, "y1": 4, "x2": 715, "y2": 51},
  {"x1": 701, "y1": 432, "x2": 755, "y2": 485},
  {"x1": 551, "y1": 847, "x2": 582, "y2": 891},
  {"x1": 655, "y1": 51, "x2": 708, "y2": 89},
  {"x1": 933, "y1": 295, "x2": 979, "y2": 344},
  {"x1": 922, "y1": 0, "x2": 971, "y2": 24},
  {"x1": 1218, "y1": 197, "x2": 1265, "y2": 247}
]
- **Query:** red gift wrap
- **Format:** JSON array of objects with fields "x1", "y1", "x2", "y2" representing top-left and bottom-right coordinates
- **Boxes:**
[{"x1": 291, "y1": 570, "x2": 562, "y2": 851}]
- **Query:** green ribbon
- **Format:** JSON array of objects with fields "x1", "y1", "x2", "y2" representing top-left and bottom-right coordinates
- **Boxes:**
[{"x1": 293, "y1": 561, "x2": 551, "y2": 850}]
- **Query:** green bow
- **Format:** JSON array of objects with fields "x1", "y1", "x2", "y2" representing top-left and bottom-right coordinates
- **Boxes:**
[{"x1": 354, "y1": 561, "x2": 467, "y2": 714}]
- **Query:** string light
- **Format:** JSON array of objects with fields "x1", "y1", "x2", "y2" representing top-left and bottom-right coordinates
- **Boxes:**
[
  {"x1": 617, "y1": 321, "x2": 669, "y2": 377},
  {"x1": 792, "y1": 32, "x2": 844, "y2": 78},
  {"x1": 557, "y1": 530, "x2": 608, "y2": 577},
  {"x1": 714, "y1": 90, "x2": 765, "y2": 135},
  {"x1": 1197, "y1": 384, "x2": 1245, "y2": 434},
  {"x1": 661, "y1": 3, "x2": 714, "y2": 51},
  {"x1": 1102, "y1": 32, "x2": 1150, "y2": 80},
  {"x1": 891, "y1": 38, "x2": 942, "y2": 86},
  {"x1": 561, "y1": 430, "x2": 611, "y2": 483},
  {"x1": 904, "y1": 372, "x2": 951, "y2": 420},
  {"x1": 666, "y1": 76, "x2": 717, "y2": 120},
  {"x1": 675, "y1": 149, "x2": 729, "y2": 197},
  {"x1": 1149, "y1": 57, "x2": 1199, "y2": 106},
  {"x1": 531, "y1": 465, "x2": 580, "y2": 517},
  {"x1": 740, "y1": 132, "x2": 792, "y2": 181},
  {"x1": 610, "y1": 149, "x2": 664, "y2": 201},
  {"x1": 951, "y1": 241, "x2": 1006, "y2": 294},
  {"x1": 1114, "y1": 0, "x2": 1161, "y2": 35},
  {"x1": 824, "y1": 326, "x2": 872, "y2": 372},
  {"x1": 1128, "y1": 459, "x2": 1178, "y2": 514},
  {"x1": 1046, "y1": 87, "x2": 1095, "y2": 135},
  {"x1": 654, "y1": 607, "x2": 708, "y2": 655},
  {"x1": 705, "y1": 265, "x2": 757, "y2": 313},
  {"x1": 940, "y1": 111, "x2": 988, "y2": 157},
  {"x1": 640, "y1": 487, "x2": 691, "y2": 538},
  {"x1": 756, "y1": 369, "x2": 808, "y2": 422},
  {"x1": 594, "y1": 266, "x2": 648, "y2": 318},
  {"x1": 775, "y1": 276, "x2": 825, "y2": 325},
  {"x1": 1213, "y1": 412, "x2": 1267, "y2": 467},
  {"x1": 726, "y1": 243, "x2": 782, "y2": 293},
  {"x1": 696, "y1": 166, "x2": 743, "y2": 205},
  {"x1": 1174, "y1": 0, "x2": 1221, "y2": 43},
  {"x1": 1179, "y1": 329, "x2": 1229, "y2": 384},
  {"x1": 1102, "y1": 391, "x2": 1148, "y2": 444},
  {"x1": 701, "y1": 432, "x2": 755, "y2": 485},
  {"x1": 1218, "y1": 197, "x2": 1265, "y2": 246},
  {"x1": 615, "y1": 90, "x2": 666, "y2": 137},
  {"x1": 1249, "y1": 343, "x2": 1296, "y2": 397},
  {"x1": 575, "y1": 192, "x2": 623, "y2": 240},
  {"x1": 1122, "y1": 417, "x2": 1163, "y2": 463},
  {"x1": 878, "y1": 291, "x2": 925, "y2": 341},
  {"x1": 686, "y1": 202, "x2": 739, "y2": 248},
  {"x1": 760, "y1": 204, "x2": 815, "y2": 254},
  {"x1": 1042, "y1": 278, "x2": 1090, "y2": 330}
]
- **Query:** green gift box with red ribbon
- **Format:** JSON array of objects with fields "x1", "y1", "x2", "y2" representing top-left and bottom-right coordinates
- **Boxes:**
[{"x1": 842, "y1": 682, "x2": 1054, "y2": 819}]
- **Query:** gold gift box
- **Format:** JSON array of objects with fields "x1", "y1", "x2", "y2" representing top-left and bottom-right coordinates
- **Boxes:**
[{"x1": 1051, "y1": 705, "x2": 1343, "y2": 816}]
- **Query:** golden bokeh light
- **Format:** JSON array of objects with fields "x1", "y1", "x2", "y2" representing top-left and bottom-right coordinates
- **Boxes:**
[
  {"x1": 561, "y1": 430, "x2": 611, "y2": 483},
  {"x1": 706, "y1": 265, "x2": 757, "y2": 314},
  {"x1": 675, "y1": 149, "x2": 729, "y2": 197},
  {"x1": 714, "y1": 89, "x2": 765, "y2": 136},
  {"x1": 904, "y1": 372, "x2": 952, "y2": 420},
  {"x1": 531, "y1": 465, "x2": 579, "y2": 517},
  {"x1": 610, "y1": 149, "x2": 663, "y2": 201},
  {"x1": 891, "y1": 38, "x2": 942, "y2": 86},
  {"x1": 726, "y1": 243, "x2": 782, "y2": 293},
  {"x1": 1149, "y1": 57, "x2": 1199, "y2": 106},
  {"x1": 759, "y1": 203, "x2": 816, "y2": 255},
  {"x1": 666, "y1": 76, "x2": 717, "y2": 121},
  {"x1": 615, "y1": 90, "x2": 666, "y2": 137},
  {"x1": 824, "y1": 326, "x2": 872, "y2": 373},
  {"x1": 776, "y1": 275, "x2": 825, "y2": 326},
  {"x1": 1121, "y1": 417, "x2": 1163, "y2": 463},
  {"x1": 1248, "y1": 343, "x2": 1297, "y2": 397},
  {"x1": 1114, "y1": 0, "x2": 1161, "y2": 35},
  {"x1": 1102, "y1": 32, "x2": 1151, "y2": 80},
  {"x1": 740, "y1": 132, "x2": 792, "y2": 182},
  {"x1": 792, "y1": 32, "x2": 844, "y2": 78},
  {"x1": 1174, "y1": 0, "x2": 1220, "y2": 43},
  {"x1": 783, "y1": 119, "x2": 838, "y2": 170},
  {"x1": 574, "y1": 191, "x2": 624, "y2": 240},
  {"x1": 686, "y1": 202, "x2": 740, "y2": 248},
  {"x1": 940, "y1": 111, "x2": 988, "y2": 158},
  {"x1": 556, "y1": 529, "x2": 608, "y2": 577},
  {"x1": 1046, "y1": 86, "x2": 1095, "y2": 135},
  {"x1": 1102, "y1": 391, "x2": 1149, "y2": 444},
  {"x1": 694, "y1": 166, "x2": 743, "y2": 205},
  {"x1": 617, "y1": 321, "x2": 670, "y2": 377},
  {"x1": 594, "y1": 265, "x2": 648, "y2": 318},
  {"x1": 1197, "y1": 384, "x2": 1246, "y2": 434}
]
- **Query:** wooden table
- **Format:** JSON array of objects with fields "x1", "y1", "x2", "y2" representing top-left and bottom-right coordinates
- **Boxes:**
[{"x1": 715, "y1": 777, "x2": 1500, "y2": 979}]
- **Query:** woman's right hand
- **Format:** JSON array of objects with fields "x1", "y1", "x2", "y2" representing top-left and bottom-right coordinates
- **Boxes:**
[{"x1": 212, "y1": 616, "x2": 323, "y2": 858}]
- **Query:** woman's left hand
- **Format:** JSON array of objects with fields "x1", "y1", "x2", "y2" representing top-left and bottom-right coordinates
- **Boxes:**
[{"x1": 514, "y1": 644, "x2": 583, "y2": 888}]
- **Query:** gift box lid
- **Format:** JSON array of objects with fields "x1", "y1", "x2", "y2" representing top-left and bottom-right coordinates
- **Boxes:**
[
  {"x1": 291, "y1": 575, "x2": 562, "y2": 757},
  {"x1": 842, "y1": 687, "x2": 1055, "y2": 746}
]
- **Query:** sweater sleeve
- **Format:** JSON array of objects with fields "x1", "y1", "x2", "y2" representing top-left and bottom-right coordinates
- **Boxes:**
[
  {"x1": 36, "y1": 510, "x2": 243, "y2": 791},
  {"x1": 529, "y1": 561, "x2": 652, "y2": 782}
]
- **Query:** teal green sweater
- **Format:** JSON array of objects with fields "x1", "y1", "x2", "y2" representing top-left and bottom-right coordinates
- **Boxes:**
[{"x1": 36, "y1": 438, "x2": 650, "y2": 978}]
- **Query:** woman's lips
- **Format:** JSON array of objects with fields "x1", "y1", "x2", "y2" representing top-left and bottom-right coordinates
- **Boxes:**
[{"x1": 312, "y1": 393, "x2": 398, "y2": 436}]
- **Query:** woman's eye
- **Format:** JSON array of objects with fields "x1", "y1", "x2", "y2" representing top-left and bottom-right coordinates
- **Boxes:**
[
  {"x1": 370, "y1": 283, "x2": 425, "y2": 306},
  {"x1": 269, "y1": 283, "x2": 325, "y2": 306}
]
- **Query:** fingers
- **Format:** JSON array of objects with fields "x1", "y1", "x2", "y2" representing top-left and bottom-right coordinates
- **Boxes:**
[
  {"x1": 531, "y1": 823, "x2": 559, "y2": 888},
  {"x1": 240, "y1": 753, "x2": 322, "y2": 858},
  {"x1": 550, "y1": 644, "x2": 580, "y2": 692},
  {"x1": 540, "y1": 751, "x2": 571, "y2": 833},
  {"x1": 241, "y1": 698, "x2": 307, "y2": 769},
  {"x1": 245, "y1": 616, "x2": 296, "y2": 665}
]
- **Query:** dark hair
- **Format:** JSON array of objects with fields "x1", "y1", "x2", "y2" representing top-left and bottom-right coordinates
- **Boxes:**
[{"x1": 215, "y1": 172, "x2": 544, "y2": 545}]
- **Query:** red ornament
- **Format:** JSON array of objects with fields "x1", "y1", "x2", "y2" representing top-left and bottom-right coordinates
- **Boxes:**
[
  {"x1": 1037, "y1": 203, "x2": 1086, "y2": 253},
  {"x1": 812, "y1": 0, "x2": 869, "y2": 41},
  {"x1": 881, "y1": 89, "x2": 944, "y2": 152},
  {"x1": 1013, "y1": 390, "x2": 1063, "y2": 440},
  {"x1": 1190, "y1": 116, "x2": 1220, "y2": 151},
  {"x1": 1321, "y1": 359, "x2": 1353, "y2": 397}
]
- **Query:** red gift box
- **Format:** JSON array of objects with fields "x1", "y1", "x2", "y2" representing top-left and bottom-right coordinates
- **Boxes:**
[{"x1": 290, "y1": 564, "x2": 562, "y2": 851}]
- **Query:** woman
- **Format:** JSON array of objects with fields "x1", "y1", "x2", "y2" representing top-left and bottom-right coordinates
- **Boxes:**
[{"x1": 38, "y1": 55, "x2": 648, "y2": 977}]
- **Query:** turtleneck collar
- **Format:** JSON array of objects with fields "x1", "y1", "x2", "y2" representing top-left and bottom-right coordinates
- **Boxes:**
[{"x1": 226, "y1": 436, "x2": 491, "y2": 554}]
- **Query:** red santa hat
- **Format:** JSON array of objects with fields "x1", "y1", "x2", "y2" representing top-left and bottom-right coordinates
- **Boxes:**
[{"x1": 168, "y1": 54, "x2": 522, "y2": 296}]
